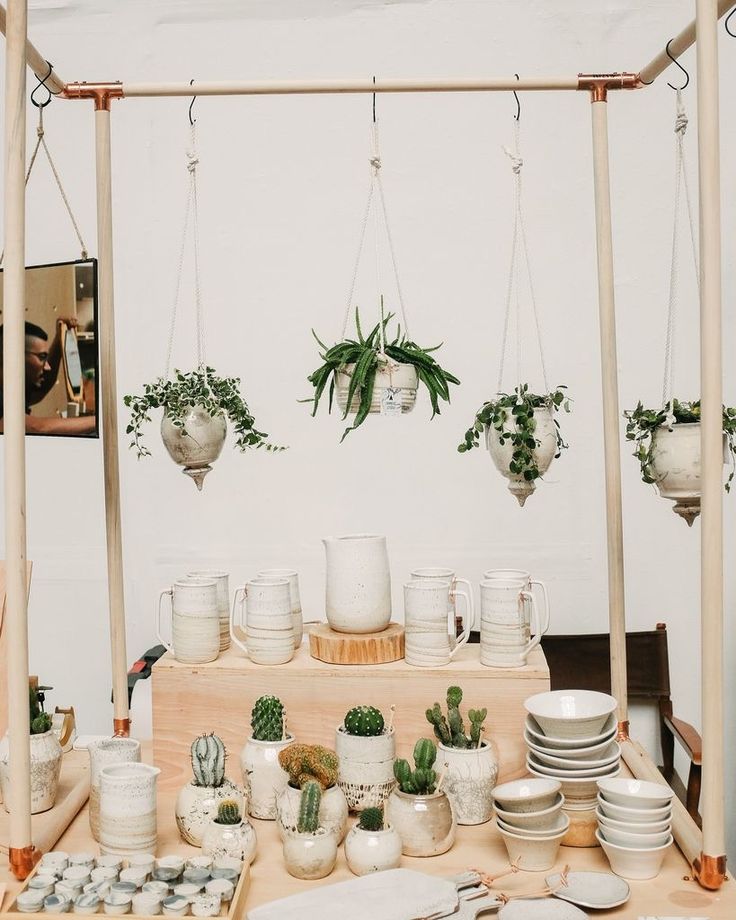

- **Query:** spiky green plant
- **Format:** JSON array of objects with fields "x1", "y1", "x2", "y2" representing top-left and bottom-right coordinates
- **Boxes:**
[
  {"x1": 358, "y1": 807, "x2": 384, "y2": 832},
  {"x1": 278, "y1": 743, "x2": 339, "y2": 790},
  {"x1": 343, "y1": 706, "x2": 385, "y2": 737},
  {"x1": 426, "y1": 686, "x2": 488, "y2": 749},
  {"x1": 393, "y1": 738, "x2": 438, "y2": 795},
  {"x1": 190, "y1": 733, "x2": 227, "y2": 787},
  {"x1": 297, "y1": 780, "x2": 322, "y2": 834},
  {"x1": 251, "y1": 695, "x2": 285, "y2": 742},
  {"x1": 215, "y1": 799, "x2": 241, "y2": 825}
]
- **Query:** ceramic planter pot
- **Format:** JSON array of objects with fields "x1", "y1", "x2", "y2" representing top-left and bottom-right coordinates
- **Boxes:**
[
  {"x1": 438, "y1": 741, "x2": 498, "y2": 826},
  {"x1": 201, "y1": 817, "x2": 257, "y2": 865},
  {"x1": 88, "y1": 738, "x2": 142, "y2": 841},
  {"x1": 175, "y1": 778, "x2": 245, "y2": 846},
  {"x1": 322, "y1": 533, "x2": 391, "y2": 634},
  {"x1": 277, "y1": 784, "x2": 349, "y2": 842},
  {"x1": 485, "y1": 406, "x2": 558, "y2": 506},
  {"x1": 98, "y1": 762, "x2": 160, "y2": 856},
  {"x1": 385, "y1": 789, "x2": 456, "y2": 857},
  {"x1": 282, "y1": 830, "x2": 338, "y2": 880},
  {"x1": 336, "y1": 361, "x2": 418, "y2": 415},
  {"x1": 335, "y1": 726, "x2": 396, "y2": 811},
  {"x1": 240, "y1": 734, "x2": 293, "y2": 820},
  {"x1": 0, "y1": 729, "x2": 63, "y2": 815},
  {"x1": 344, "y1": 823, "x2": 402, "y2": 876},
  {"x1": 160, "y1": 405, "x2": 227, "y2": 491},
  {"x1": 649, "y1": 422, "x2": 725, "y2": 526}
]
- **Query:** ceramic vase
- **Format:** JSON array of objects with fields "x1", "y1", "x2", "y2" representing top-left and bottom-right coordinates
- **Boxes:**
[
  {"x1": 437, "y1": 741, "x2": 498, "y2": 825},
  {"x1": 160, "y1": 405, "x2": 227, "y2": 491},
  {"x1": 257, "y1": 569, "x2": 303, "y2": 648},
  {"x1": 157, "y1": 576, "x2": 220, "y2": 665},
  {"x1": 277, "y1": 784, "x2": 349, "y2": 843},
  {"x1": 88, "y1": 737, "x2": 141, "y2": 841},
  {"x1": 385, "y1": 789, "x2": 456, "y2": 857},
  {"x1": 336, "y1": 361, "x2": 418, "y2": 415},
  {"x1": 344, "y1": 823, "x2": 403, "y2": 876},
  {"x1": 0, "y1": 729, "x2": 63, "y2": 815},
  {"x1": 230, "y1": 577, "x2": 294, "y2": 665},
  {"x1": 175, "y1": 777, "x2": 245, "y2": 846},
  {"x1": 322, "y1": 534, "x2": 391, "y2": 634},
  {"x1": 98, "y1": 762, "x2": 160, "y2": 856},
  {"x1": 240, "y1": 734, "x2": 294, "y2": 820},
  {"x1": 201, "y1": 817, "x2": 257, "y2": 865},
  {"x1": 282, "y1": 830, "x2": 338, "y2": 880},
  {"x1": 335, "y1": 726, "x2": 395, "y2": 811},
  {"x1": 486, "y1": 406, "x2": 558, "y2": 506},
  {"x1": 188, "y1": 570, "x2": 231, "y2": 651}
]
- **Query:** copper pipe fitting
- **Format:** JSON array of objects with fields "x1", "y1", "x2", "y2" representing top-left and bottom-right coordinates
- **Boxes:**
[
  {"x1": 113, "y1": 717, "x2": 131, "y2": 737},
  {"x1": 693, "y1": 853, "x2": 727, "y2": 890},
  {"x1": 577, "y1": 72, "x2": 642, "y2": 102},
  {"x1": 9, "y1": 845, "x2": 40, "y2": 880},
  {"x1": 61, "y1": 81, "x2": 124, "y2": 111},
  {"x1": 616, "y1": 719, "x2": 630, "y2": 742}
]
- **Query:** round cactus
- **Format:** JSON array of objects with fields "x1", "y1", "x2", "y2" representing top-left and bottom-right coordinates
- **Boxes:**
[
  {"x1": 343, "y1": 706, "x2": 385, "y2": 737},
  {"x1": 215, "y1": 799, "x2": 241, "y2": 825},
  {"x1": 251, "y1": 695, "x2": 285, "y2": 742},
  {"x1": 297, "y1": 780, "x2": 322, "y2": 834},
  {"x1": 358, "y1": 807, "x2": 384, "y2": 832},
  {"x1": 190, "y1": 733, "x2": 227, "y2": 788}
]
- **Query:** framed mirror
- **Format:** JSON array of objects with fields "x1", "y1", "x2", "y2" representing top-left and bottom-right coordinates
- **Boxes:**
[{"x1": 0, "y1": 258, "x2": 99, "y2": 437}]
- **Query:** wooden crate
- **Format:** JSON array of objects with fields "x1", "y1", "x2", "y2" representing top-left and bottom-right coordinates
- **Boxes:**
[{"x1": 152, "y1": 642, "x2": 549, "y2": 791}]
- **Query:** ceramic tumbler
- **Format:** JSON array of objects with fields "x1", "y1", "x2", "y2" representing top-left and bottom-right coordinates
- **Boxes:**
[
  {"x1": 257, "y1": 568, "x2": 303, "y2": 648},
  {"x1": 156, "y1": 577, "x2": 220, "y2": 664},
  {"x1": 480, "y1": 577, "x2": 549, "y2": 668},
  {"x1": 403, "y1": 579, "x2": 472, "y2": 667},
  {"x1": 322, "y1": 534, "x2": 391, "y2": 634},
  {"x1": 483, "y1": 568, "x2": 550, "y2": 634},
  {"x1": 98, "y1": 763, "x2": 160, "y2": 857},
  {"x1": 187, "y1": 570, "x2": 231, "y2": 651},
  {"x1": 230, "y1": 577, "x2": 294, "y2": 665},
  {"x1": 410, "y1": 567, "x2": 476, "y2": 636},
  {"x1": 88, "y1": 738, "x2": 142, "y2": 841}
]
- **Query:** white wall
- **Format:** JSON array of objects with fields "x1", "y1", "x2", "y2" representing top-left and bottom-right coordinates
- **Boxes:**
[{"x1": 2, "y1": 0, "x2": 734, "y2": 851}]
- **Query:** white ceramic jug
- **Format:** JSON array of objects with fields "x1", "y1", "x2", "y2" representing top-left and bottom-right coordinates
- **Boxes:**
[
  {"x1": 188, "y1": 569, "x2": 231, "y2": 651},
  {"x1": 230, "y1": 577, "x2": 294, "y2": 665},
  {"x1": 257, "y1": 568, "x2": 303, "y2": 648},
  {"x1": 88, "y1": 737, "x2": 141, "y2": 841},
  {"x1": 98, "y1": 762, "x2": 161, "y2": 857},
  {"x1": 322, "y1": 534, "x2": 391, "y2": 634},
  {"x1": 156, "y1": 576, "x2": 220, "y2": 664}
]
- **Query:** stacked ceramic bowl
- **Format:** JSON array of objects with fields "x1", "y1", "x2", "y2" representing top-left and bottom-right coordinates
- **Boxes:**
[
  {"x1": 492, "y1": 778, "x2": 569, "y2": 871},
  {"x1": 596, "y1": 778, "x2": 674, "y2": 879}
]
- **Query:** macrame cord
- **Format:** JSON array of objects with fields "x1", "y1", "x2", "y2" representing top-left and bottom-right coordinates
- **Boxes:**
[
  {"x1": 164, "y1": 122, "x2": 207, "y2": 380},
  {"x1": 661, "y1": 89, "x2": 699, "y2": 422},
  {"x1": 496, "y1": 119, "x2": 549, "y2": 396},
  {"x1": 0, "y1": 107, "x2": 88, "y2": 266}
]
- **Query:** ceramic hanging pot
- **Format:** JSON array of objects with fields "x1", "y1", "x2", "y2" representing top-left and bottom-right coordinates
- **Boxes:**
[
  {"x1": 160, "y1": 405, "x2": 227, "y2": 491},
  {"x1": 336, "y1": 360, "x2": 418, "y2": 415},
  {"x1": 485, "y1": 406, "x2": 558, "y2": 506}
]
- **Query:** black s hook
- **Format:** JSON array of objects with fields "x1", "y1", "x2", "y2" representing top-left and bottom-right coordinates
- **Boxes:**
[
  {"x1": 372, "y1": 75, "x2": 377, "y2": 124},
  {"x1": 665, "y1": 38, "x2": 690, "y2": 91},
  {"x1": 30, "y1": 61, "x2": 58, "y2": 109},
  {"x1": 188, "y1": 78, "x2": 197, "y2": 126},
  {"x1": 512, "y1": 73, "x2": 521, "y2": 121},
  {"x1": 726, "y1": 5, "x2": 736, "y2": 38}
]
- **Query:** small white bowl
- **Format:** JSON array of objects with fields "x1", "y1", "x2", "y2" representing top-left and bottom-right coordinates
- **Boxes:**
[
  {"x1": 494, "y1": 793, "x2": 565, "y2": 830},
  {"x1": 492, "y1": 778, "x2": 562, "y2": 813},
  {"x1": 596, "y1": 808, "x2": 671, "y2": 835},
  {"x1": 63, "y1": 866, "x2": 92, "y2": 885},
  {"x1": 597, "y1": 778, "x2": 674, "y2": 809},
  {"x1": 524, "y1": 690, "x2": 617, "y2": 739},
  {"x1": 44, "y1": 894, "x2": 71, "y2": 914},
  {"x1": 104, "y1": 893, "x2": 133, "y2": 916},
  {"x1": 524, "y1": 729, "x2": 618, "y2": 760},
  {"x1": 15, "y1": 891, "x2": 45, "y2": 913},
  {"x1": 530, "y1": 741, "x2": 621, "y2": 771},
  {"x1": 156, "y1": 856, "x2": 185, "y2": 875},
  {"x1": 191, "y1": 893, "x2": 221, "y2": 918},
  {"x1": 598, "y1": 823, "x2": 671, "y2": 849},
  {"x1": 527, "y1": 752, "x2": 619, "y2": 778},
  {"x1": 596, "y1": 793, "x2": 672, "y2": 823},
  {"x1": 186, "y1": 856, "x2": 212, "y2": 872},
  {"x1": 74, "y1": 893, "x2": 101, "y2": 915},
  {"x1": 529, "y1": 761, "x2": 620, "y2": 805},
  {"x1": 162, "y1": 895, "x2": 190, "y2": 917},
  {"x1": 596, "y1": 828, "x2": 673, "y2": 880},
  {"x1": 205, "y1": 879, "x2": 234, "y2": 903},
  {"x1": 211, "y1": 855, "x2": 242, "y2": 876},
  {"x1": 497, "y1": 820, "x2": 569, "y2": 871},
  {"x1": 69, "y1": 853, "x2": 96, "y2": 869},
  {"x1": 96, "y1": 855, "x2": 123, "y2": 872},
  {"x1": 133, "y1": 892, "x2": 163, "y2": 915},
  {"x1": 119, "y1": 866, "x2": 148, "y2": 887},
  {"x1": 525, "y1": 714, "x2": 617, "y2": 750},
  {"x1": 497, "y1": 812, "x2": 569, "y2": 838}
]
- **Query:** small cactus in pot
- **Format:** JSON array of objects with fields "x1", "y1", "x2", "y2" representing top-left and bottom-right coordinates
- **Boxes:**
[
  {"x1": 201, "y1": 796, "x2": 257, "y2": 865},
  {"x1": 251, "y1": 695, "x2": 285, "y2": 742},
  {"x1": 336, "y1": 705, "x2": 396, "y2": 812},
  {"x1": 282, "y1": 780, "x2": 338, "y2": 880},
  {"x1": 241, "y1": 694, "x2": 294, "y2": 820},
  {"x1": 276, "y1": 743, "x2": 348, "y2": 842},
  {"x1": 345, "y1": 806, "x2": 402, "y2": 876}
]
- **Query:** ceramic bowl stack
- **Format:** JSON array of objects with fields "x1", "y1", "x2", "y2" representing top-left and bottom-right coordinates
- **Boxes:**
[
  {"x1": 595, "y1": 777, "x2": 675, "y2": 879},
  {"x1": 523, "y1": 690, "x2": 620, "y2": 845},
  {"x1": 492, "y1": 778, "x2": 569, "y2": 871}
]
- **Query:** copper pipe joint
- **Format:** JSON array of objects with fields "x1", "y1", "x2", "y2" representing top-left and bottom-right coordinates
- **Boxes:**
[
  {"x1": 9, "y1": 845, "x2": 40, "y2": 880},
  {"x1": 693, "y1": 853, "x2": 727, "y2": 890},
  {"x1": 577, "y1": 72, "x2": 642, "y2": 102},
  {"x1": 616, "y1": 719, "x2": 630, "y2": 742},
  {"x1": 113, "y1": 717, "x2": 131, "y2": 737},
  {"x1": 61, "y1": 82, "x2": 124, "y2": 110}
]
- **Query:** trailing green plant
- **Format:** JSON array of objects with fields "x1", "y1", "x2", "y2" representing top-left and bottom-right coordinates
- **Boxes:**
[
  {"x1": 306, "y1": 308, "x2": 460, "y2": 441},
  {"x1": 358, "y1": 807, "x2": 385, "y2": 832},
  {"x1": 624, "y1": 398, "x2": 736, "y2": 491},
  {"x1": 459, "y1": 383, "x2": 570, "y2": 482},
  {"x1": 278, "y1": 743, "x2": 339, "y2": 790},
  {"x1": 297, "y1": 780, "x2": 322, "y2": 834},
  {"x1": 215, "y1": 799, "x2": 241, "y2": 825},
  {"x1": 251, "y1": 695, "x2": 285, "y2": 742},
  {"x1": 124, "y1": 366, "x2": 285, "y2": 458},
  {"x1": 393, "y1": 738, "x2": 438, "y2": 795},
  {"x1": 343, "y1": 706, "x2": 385, "y2": 737},
  {"x1": 190, "y1": 733, "x2": 227, "y2": 788},
  {"x1": 29, "y1": 686, "x2": 52, "y2": 735},
  {"x1": 426, "y1": 686, "x2": 487, "y2": 750}
]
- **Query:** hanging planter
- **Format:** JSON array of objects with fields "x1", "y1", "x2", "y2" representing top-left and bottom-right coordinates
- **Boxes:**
[
  {"x1": 459, "y1": 384, "x2": 570, "y2": 506},
  {"x1": 624, "y1": 399, "x2": 736, "y2": 526}
]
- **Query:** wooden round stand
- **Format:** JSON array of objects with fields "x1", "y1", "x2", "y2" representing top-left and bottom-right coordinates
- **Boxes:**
[{"x1": 309, "y1": 622, "x2": 404, "y2": 665}]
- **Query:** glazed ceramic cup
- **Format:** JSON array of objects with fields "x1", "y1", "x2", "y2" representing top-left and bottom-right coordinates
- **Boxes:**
[
  {"x1": 230, "y1": 577, "x2": 294, "y2": 665},
  {"x1": 483, "y1": 568, "x2": 549, "y2": 633},
  {"x1": 187, "y1": 569, "x2": 231, "y2": 651},
  {"x1": 403, "y1": 579, "x2": 472, "y2": 667},
  {"x1": 410, "y1": 567, "x2": 475, "y2": 632},
  {"x1": 157, "y1": 577, "x2": 220, "y2": 664},
  {"x1": 88, "y1": 738, "x2": 142, "y2": 843},
  {"x1": 257, "y1": 569, "x2": 303, "y2": 648},
  {"x1": 98, "y1": 763, "x2": 161, "y2": 857},
  {"x1": 480, "y1": 578, "x2": 549, "y2": 668}
]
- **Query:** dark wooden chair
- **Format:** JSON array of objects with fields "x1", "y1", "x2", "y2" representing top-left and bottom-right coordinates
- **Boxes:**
[{"x1": 539, "y1": 623, "x2": 702, "y2": 826}]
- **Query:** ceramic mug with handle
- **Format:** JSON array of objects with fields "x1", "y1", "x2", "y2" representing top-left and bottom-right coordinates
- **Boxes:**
[
  {"x1": 483, "y1": 568, "x2": 549, "y2": 634},
  {"x1": 479, "y1": 577, "x2": 549, "y2": 668},
  {"x1": 410, "y1": 567, "x2": 475, "y2": 636},
  {"x1": 230, "y1": 576, "x2": 294, "y2": 665},
  {"x1": 156, "y1": 576, "x2": 220, "y2": 665},
  {"x1": 403, "y1": 579, "x2": 472, "y2": 667}
]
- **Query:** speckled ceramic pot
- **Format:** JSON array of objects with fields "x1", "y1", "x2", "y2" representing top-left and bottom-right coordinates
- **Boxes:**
[
  {"x1": 322, "y1": 534, "x2": 391, "y2": 634},
  {"x1": 485, "y1": 406, "x2": 558, "y2": 506},
  {"x1": 385, "y1": 789, "x2": 456, "y2": 857},
  {"x1": 0, "y1": 729, "x2": 63, "y2": 815},
  {"x1": 240, "y1": 734, "x2": 293, "y2": 820},
  {"x1": 649, "y1": 423, "x2": 725, "y2": 525},
  {"x1": 344, "y1": 823, "x2": 402, "y2": 876},
  {"x1": 88, "y1": 738, "x2": 141, "y2": 841},
  {"x1": 282, "y1": 830, "x2": 338, "y2": 880},
  {"x1": 335, "y1": 726, "x2": 395, "y2": 811},
  {"x1": 201, "y1": 817, "x2": 257, "y2": 865},
  {"x1": 277, "y1": 784, "x2": 349, "y2": 843},
  {"x1": 438, "y1": 741, "x2": 498, "y2": 825},
  {"x1": 175, "y1": 777, "x2": 245, "y2": 847},
  {"x1": 99, "y1": 763, "x2": 160, "y2": 856},
  {"x1": 160, "y1": 406, "x2": 227, "y2": 491}
]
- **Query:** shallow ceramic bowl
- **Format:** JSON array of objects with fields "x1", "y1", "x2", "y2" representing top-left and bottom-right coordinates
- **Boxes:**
[
  {"x1": 598, "y1": 823, "x2": 671, "y2": 849},
  {"x1": 530, "y1": 741, "x2": 621, "y2": 770},
  {"x1": 527, "y1": 752, "x2": 618, "y2": 779},
  {"x1": 529, "y1": 762, "x2": 620, "y2": 805},
  {"x1": 497, "y1": 821, "x2": 569, "y2": 872},
  {"x1": 15, "y1": 892, "x2": 45, "y2": 913},
  {"x1": 597, "y1": 777, "x2": 674, "y2": 809},
  {"x1": 596, "y1": 808, "x2": 671, "y2": 835},
  {"x1": 492, "y1": 778, "x2": 561, "y2": 813},
  {"x1": 596, "y1": 794, "x2": 672, "y2": 823},
  {"x1": 525, "y1": 714, "x2": 617, "y2": 750},
  {"x1": 494, "y1": 793, "x2": 564, "y2": 830},
  {"x1": 596, "y1": 829, "x2": 672, "y2": 880},
  {"x1": 524, "y1": 728, "x2": 618, "y2": 760},
  {"x1": 497, "y1": 812, "x2": 569, "y2": 838},
  {"x1": 524, "y1": 690, "x2": 617, "y2": 739},
  {"x1": 104, "y1": 893, "x2": 132, "y2": 916},
  {"x1": 43, "y1": 894, "x2": 70, "y2": 914}
]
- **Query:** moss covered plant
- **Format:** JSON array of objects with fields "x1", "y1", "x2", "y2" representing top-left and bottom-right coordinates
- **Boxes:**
[
  {"x1": 251, "y1": 695, "x2": 286, "y2": 742},
  {"x1": 426, "y1": 686, "x2": 487, "y2": 749},
  {"x1": 393, "y1": 739, "x2": 438, "y2": 796}
]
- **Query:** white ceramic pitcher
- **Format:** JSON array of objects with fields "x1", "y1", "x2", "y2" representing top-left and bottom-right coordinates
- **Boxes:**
[
  {"x1": 230, "y1": 577, "x2": 294, "y2": 665},
  {"x1": 403, "y1": 580, "x2": 472, "y2": 667},
  {"x1": 88, "y1": 738, "x2": 141, "y2": 842},
  {"x1": 156, "y1": 576, "x2": 220, "y2": 664},
  {"x1": 322, "y1": 534, "x2": 391, "y2": 634}
]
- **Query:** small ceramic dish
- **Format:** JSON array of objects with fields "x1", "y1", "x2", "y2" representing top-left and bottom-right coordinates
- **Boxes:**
[
  {"x1": 143, "y1": 881, "x2": 172, "y2": 898},
  {"x1": 527, "y1": 752, "x2": 619, "y2": 778},
  {"x1": 56, "y1": 882, "x2": 83, "y2": 901},
  {"x1": 68, "y1": 854, "x2": 96, "y2": 869},
  {"x1": 492, "y1": 778, "x2": 562, "y2": 813},
  {"x1": 133, "y1": 892, "x2": 163, "y2": 915},
  {"x1": 156, "y1": 856, "x2": 185, "y2": 875},
  {"x1": 91, "y1": 866, "x2": 119, "y2": 884},
  {"x1": 73, "y1": 893, "x2": 101, "y2": 915},
  {"x1": 110, "y1": 882, "x2": 138, "y2": 897},
  {"x1": 530, "y1": 740, "x2": 621, "y2": 770},
  {"x1": 44, "y1": 893, "x2": 72, "y2": 914},
  {"x1": 211, "y1": 856, "x2": 242, "y2": 875},
  {"x1": 96, "y1": 855, "x2": 123, "y2": 872},
  {"x1": 186, "y1": 856, "x2": 213, "y2": 872},
  {"x1": 524, "y1": 690, "x2": 617, "y2": 739},
  {"x1": 205, "y1": 879, "x2": 234, "y2": 903},
  {"x1": 120, "y1": 867, "x2": 149, "y2": 887},
  {"x1": 497, "y1": 820, "x2": 569, "y2": 872},
  {"x1": 497, "y1": 812, "x2": 569, "y2": 838},
  {"x1": 41, "y1": 852, "x2": 70, "y2": 870},
  {"x1": 528, "y1": 762, "x2": 620, "y2": 804},
  {"x1": 63, "y1": 866, "x2": 92, "y2": 885},
  {"x1": 208, "y1": 867, "x2": 238, "y2": 883},
  {"x1": 84, "y1": 880, "x2": 112, "y2": 899},
  {"x1": 127, "y1": 853, "x2": 155, "y2": 871},
  {"x1": 545, "y1": 870, "x2": 630, "y2": 909},
  {"x1": 153, "y1": 867, "x2": 182, "y2": 883},
  {"x1": 525, "y1": 714, "x2": 616, "y2": 750},
  {"x1": 182, "y1": 868, "x2": 211, "y2": 886},
  {"x1": 596, "y1": 793, "x2": 671, "y2": 823},
  {"x1": 104, "y1": 892, "x2": 133, "y2": 916},
  {"x1": 27, "y1": 876, "x2": 56, "y2": 898},
  {"x1": 190, "y1": 893, "x2": 221, "y2": 918},
  {"x1": 494, "y1": 793, "x2": 564, "y2": 830},
  {"x1": 15, "y1": 891, "x2": 45, "y2": 913},
  {"x1": 162, "y1": 895, "x2": 190, "y2": 916},
  {"x1": 596, "y1": 807, "x2": 671, "y2": 835},
  {"x1": 596, "y1": 828, "x2": 673, "y2": 880},
  {"x1": 174, "y1": 883, "x2": 204, "y2": 901},
  {"x1": 598, "y1": 823, "x2": 672, "y2": 849},
  {"x1": 596, "y1": 777, "x2": 674, "y2": 809}
]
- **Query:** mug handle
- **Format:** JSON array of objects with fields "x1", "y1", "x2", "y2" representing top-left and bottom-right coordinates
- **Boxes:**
[
  {"x1": 229, "y1": 586, "x2": 248, "y2": 655},
  {"x1": 521, "y1": 590, "x2": 544, "y2": 655},
  {"x1": 449, "y1": 584, "x2": 472, "y2": 658},
  {"x1": 454, "y1": 577, "x2": 476, "y2": 630},
  {"x1": 156, "y1": 589, "x2": 174, "y2": 652},
  {"x1": 529, "y1": 579, "x2": 550, "y2": 637}
]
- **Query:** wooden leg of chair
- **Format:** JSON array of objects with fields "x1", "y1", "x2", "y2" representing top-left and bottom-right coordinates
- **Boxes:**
[{"x1": 687, "y1": 762, "x2": 703, "y2": 829}]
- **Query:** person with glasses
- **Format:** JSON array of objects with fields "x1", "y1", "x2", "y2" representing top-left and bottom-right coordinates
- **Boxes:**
[{"x1": 0, "y1": 318, "x2": 96, "y2": 434}]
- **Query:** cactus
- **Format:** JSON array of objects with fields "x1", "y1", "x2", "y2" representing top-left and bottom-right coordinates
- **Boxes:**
[
  {"x1": 393, "y1": 739, "x2": 437, "y2": 795},
  {"x1": 358, "y1": 807, "x2": 384, "y2": 832},
  {"x1": 190, "y1": 733, "x2": 227, "y2": 787},
  {"x1": 343, "y1": 706, "x2": 385, "y2": 737},
  {"x1": 297, "y1": 780, "x2": 322, "y2": 834},
  {"x1": 29, "y1": 686, "x2": 52, "y2": 735},
  {"x1": 426, "y1": 686, "x2": 488, "y2": 749},
  {"x1": 278, "y1": 743, "x2": 339, "y2": 790},
  {"x1": 251, "y1": 695, "x2": 285, "y2": 742},
  {"x1": 215, "y1": 799, "x2": 241, "y2": 825}
]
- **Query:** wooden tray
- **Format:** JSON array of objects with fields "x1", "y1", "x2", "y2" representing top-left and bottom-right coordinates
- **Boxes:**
[{"x1": 308, "y1": 622, "x2": 404, "y2": 664}]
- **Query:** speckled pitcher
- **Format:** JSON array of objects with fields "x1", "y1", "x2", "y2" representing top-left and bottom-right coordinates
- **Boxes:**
[{"x1": 88, "y1": 737, "x2": 141, "y2": 841}]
